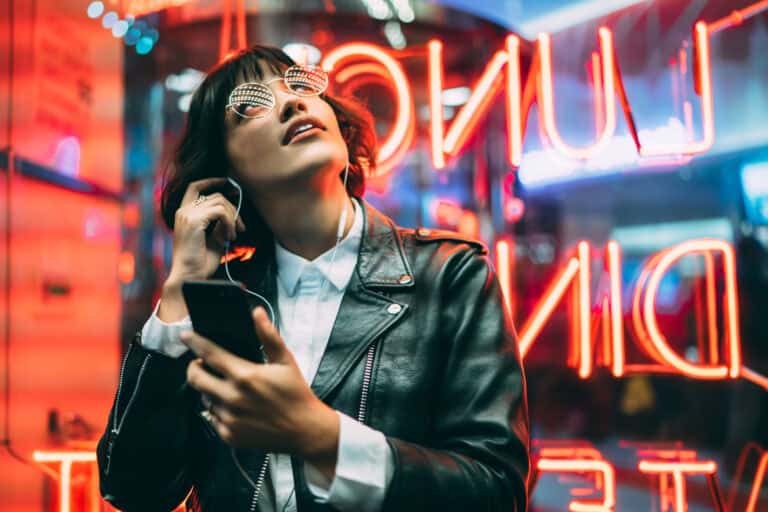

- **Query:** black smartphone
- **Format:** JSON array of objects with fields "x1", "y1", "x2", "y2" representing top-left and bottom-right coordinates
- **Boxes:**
[{"x1": 181, "y1": 279, "x2": 265, "y2": 364}]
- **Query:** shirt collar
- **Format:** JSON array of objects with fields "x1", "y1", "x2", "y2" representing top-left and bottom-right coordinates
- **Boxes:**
[{"x1": 274, "y1": 197, "x2": 363, "y2": 296}]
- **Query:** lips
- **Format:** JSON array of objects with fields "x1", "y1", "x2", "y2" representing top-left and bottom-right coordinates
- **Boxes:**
[{"x1": 282, "y1": 116, "x2": 327, "y2": 145}]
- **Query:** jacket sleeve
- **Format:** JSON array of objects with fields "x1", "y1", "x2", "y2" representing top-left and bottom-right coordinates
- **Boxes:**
[
  {"x1": 383, "y1": 247, "x2": 530, "y2": 511},
  {"x1": 96, "y1": 331, "x2": 205, "y2": 511}
]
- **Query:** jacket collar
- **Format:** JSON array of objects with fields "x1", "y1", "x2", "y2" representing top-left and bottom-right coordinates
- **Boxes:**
[{"x1": 355, "y1": 198, "x2": 415, "y2": 289}]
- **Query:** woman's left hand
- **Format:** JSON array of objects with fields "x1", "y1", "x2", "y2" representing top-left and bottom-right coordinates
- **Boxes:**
[{"x1": 180, "y1": 307, "x2": 339, "y2": 478}]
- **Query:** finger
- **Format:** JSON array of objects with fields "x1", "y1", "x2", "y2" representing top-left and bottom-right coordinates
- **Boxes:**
[
  {"x1": 181, "y1": 177, "x2": 230, "y2": 206},
  {"x1": 209, "y1": 194, "x2": 245, "y2": 235},
  {"x1": 180, "y1": 329, "x2": 251, "y2": 378},
  {"x1": 200, "y1": 193, "x2": 235, "y2": 215},
  {"x1": 252, "y1": 307, "x2": 293, "y2": 365},
  {"x1": 186, "y1": 359, "x2": 240, "y2": 404},
  {"x1": 196, "y1": 197, "x2": 237, "y2": 237},
  {"x1": 214, "y1": 421, "x2": 234, "y2": 444},
  {"x1": 198, "y1": 203, "x2": 237, "y2": 242},
  {"x1": 209, "y1": 403, "x2": 239, "y2": 425}
]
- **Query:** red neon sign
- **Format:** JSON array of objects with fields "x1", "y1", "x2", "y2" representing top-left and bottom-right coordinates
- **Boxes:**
[
  {"x1": 605, "y1": 241, "x2": 624, "y2": 377},
  {"x1": 427, "y1": 36, "x2": 522, "y2": 169},
  {"x1": 515, "y1": 241, "x2": 592, "y2": 377},
  {"x1": 638, "y1": 22, "x2": 714, "y2": 158},
  {"x1": 538, "y1": 28, "x2": 618, "y2": 161},
  {"x1": 495, "y1": 239, "x2": 514, "y2": 318},
  {"x1": 638, "y1": 460, "x2": 718, "y2": 512},
  {"x1": 34, "y1": 441, "x2": 767, "y2": 511},
  {"x1": 32, "y1": 451, "x2": 97, "y2": 512},
  {"x1": 316, "y1": 5, "x2": 768, "y2": 173},
  {"x1": 322, "y1": 43, "x2": 414, "y2": 177},
  {"x1": 636, "y1": 239, "x2": 741, "y2": 379},
  {"x1": 326, "y1": 23, "x2": 715, "y2": 172},
  {"x1": 729, "y1": 444, "x2": 768, "y2": 512},
  {"x1": 503, "y1": 237, "x2": 768, "y2": 391},
  {"x1": 537, "y1": 457, "x2": 616, "y2": 511}
]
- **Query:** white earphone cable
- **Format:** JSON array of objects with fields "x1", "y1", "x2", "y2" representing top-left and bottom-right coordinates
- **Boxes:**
[
  {"x1": 223, "y1": 177, "x2": 277, "y2": 324},
  {"x1": 222, "y1": 162, "x2": 351, "y2": 505}
]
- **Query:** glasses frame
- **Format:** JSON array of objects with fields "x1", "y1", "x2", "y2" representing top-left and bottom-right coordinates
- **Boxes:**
[{"x1": 225, "y1": 64, "x2": 329, "y2": 120}]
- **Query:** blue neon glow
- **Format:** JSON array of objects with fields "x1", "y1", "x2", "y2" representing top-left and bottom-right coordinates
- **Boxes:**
[
  {"x1": 101, "y1": 12, "x2": 118, "y2": 29},
  {"x1": 86, "y1": 1, "x2": 104, "y2": 19},
  {"x1": 136, "y1": 36, "x2": 154, "y2": 55},
  {"x1": 125, "y1": 27, "x2": 142, "y2": 46},
  {"x1": 741, "y1": 162, "x2": 768, "y2": 224},
  {"x1": 112, "y1": 20, "x2": 130, "y2": 38}
]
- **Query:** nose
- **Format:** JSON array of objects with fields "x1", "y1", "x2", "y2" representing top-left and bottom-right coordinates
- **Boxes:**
[{"x1": 278, "y1": 93, "x2": 309, "y2": 123}]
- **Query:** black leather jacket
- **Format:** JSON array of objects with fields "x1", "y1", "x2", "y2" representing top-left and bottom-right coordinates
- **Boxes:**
[{"x1": 97, "y1": 200, "x2": 530, "y2": 511}]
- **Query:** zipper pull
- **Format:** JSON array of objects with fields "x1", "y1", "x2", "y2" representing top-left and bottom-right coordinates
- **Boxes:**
[
  {"x1": 107, "y1": 429, "x2": 118, "y2": 453},
  {"x1": 104, "y1": 429, "x2": 118, "y2": 474}
]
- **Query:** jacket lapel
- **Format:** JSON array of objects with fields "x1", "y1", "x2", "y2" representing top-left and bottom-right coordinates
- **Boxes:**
[{"x1": 310, "y1": 199, "x2": 414, "y2": 401}]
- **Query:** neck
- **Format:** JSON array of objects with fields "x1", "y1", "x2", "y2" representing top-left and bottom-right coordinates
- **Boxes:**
[{"x1": 250, "y1": 174, "x2": 356, "y2": 261}]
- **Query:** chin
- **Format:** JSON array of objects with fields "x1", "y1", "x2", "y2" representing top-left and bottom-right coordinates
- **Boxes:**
[{"x1": 285, "y1": 140, "x2": 346, "y2": 178}]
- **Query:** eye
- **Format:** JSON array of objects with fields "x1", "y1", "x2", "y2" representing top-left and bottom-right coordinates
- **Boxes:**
[
  {"x1": 228, "y1": 82, "x2": 275, "y2": 119},
  {"x1": 233, "y1": 103, "x2": 271, "y2": 118},
  {"x1": 284, "y1": 65, "x2": 328, "y2": 96},
  {"x1": 290, "y1": 84, "x2": 316, "y2": 94}
]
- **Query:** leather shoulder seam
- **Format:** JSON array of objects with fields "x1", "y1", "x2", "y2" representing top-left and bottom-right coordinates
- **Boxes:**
[{"x1": 405, "y1": 227, "x2": 488, "y2": 254}]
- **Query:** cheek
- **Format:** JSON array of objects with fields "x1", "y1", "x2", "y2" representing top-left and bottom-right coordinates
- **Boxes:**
[
  {"x1": 226, "y1": 125, "x2": 272, "y2": 164},
  {"x1": 316, "y1": 102, "x2": 348, "y2": 150}
]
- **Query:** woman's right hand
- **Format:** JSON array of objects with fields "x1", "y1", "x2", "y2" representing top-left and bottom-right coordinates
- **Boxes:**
[{"x1": 158, "y1": 177, "x2": 245, "y2": 322}]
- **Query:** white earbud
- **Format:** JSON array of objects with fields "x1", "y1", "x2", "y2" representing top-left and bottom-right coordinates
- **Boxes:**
[
  {"x1": 336, "y1": 162, "x2": 350, "y2": 240},
  {"x1": 226, "y1": 177, "x2": 243, "y2": 220}
]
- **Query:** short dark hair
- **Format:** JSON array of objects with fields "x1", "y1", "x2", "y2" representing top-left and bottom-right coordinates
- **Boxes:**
[{"x1": 160, "y1": 45, "x2": 377, "y2": 246}]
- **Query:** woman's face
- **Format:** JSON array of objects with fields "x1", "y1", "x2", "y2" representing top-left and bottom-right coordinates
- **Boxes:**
[{"x1": 223, "y1": 62, "x2": 348, "y2": 193}]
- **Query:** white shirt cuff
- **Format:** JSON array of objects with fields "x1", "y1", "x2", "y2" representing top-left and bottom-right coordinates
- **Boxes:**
[
  {"x1": 304, "y1": 411, "x2": 394, "y2": 511},
  {"x1": 139, "y1": 300, "x2": 193, "y2": 358}
]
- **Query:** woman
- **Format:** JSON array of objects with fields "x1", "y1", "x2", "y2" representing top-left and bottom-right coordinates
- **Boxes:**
[{"x1": 97, "y1": 45, "x2": 529, "y2": 511}]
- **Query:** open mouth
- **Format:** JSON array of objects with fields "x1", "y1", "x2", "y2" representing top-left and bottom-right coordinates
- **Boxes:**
[{"x1": 282, "y1": 117, "x2": 327, "y2": 145}]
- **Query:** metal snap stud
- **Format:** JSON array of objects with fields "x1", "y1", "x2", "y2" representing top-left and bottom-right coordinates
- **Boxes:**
[{"x1": 387, "y1": 303, "x2": 402, "y2": 315}]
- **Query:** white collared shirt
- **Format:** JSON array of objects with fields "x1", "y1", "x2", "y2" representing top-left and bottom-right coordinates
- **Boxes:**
[{"x1": 140, "y1": 197, "x2": 393, "y2": 511}]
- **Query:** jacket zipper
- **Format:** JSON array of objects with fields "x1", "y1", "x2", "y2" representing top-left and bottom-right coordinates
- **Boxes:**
[
  {"x1": 247, "y1": 342, "x2": 378, "y2": 511},
  {"x1": 357, "y1": 343, "x2": 377, "y2": 423},
  {"x1": 111, "y1": 342, "x2": 134, "y2": 432},
  {"x1": 248, "y1": 455, "x2": 270, "y2": 512},
  {"x1": 106, "y1": 344, "x2": 152, "y2": 474}
]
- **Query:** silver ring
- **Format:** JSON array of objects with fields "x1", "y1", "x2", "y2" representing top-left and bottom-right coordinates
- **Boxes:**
[
  {"x1": 200, "y1": 404, "x2": 218, "y2": 426},
  {"x1": 193, "y1": 194, "x2": 208, "y2": 206}
]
